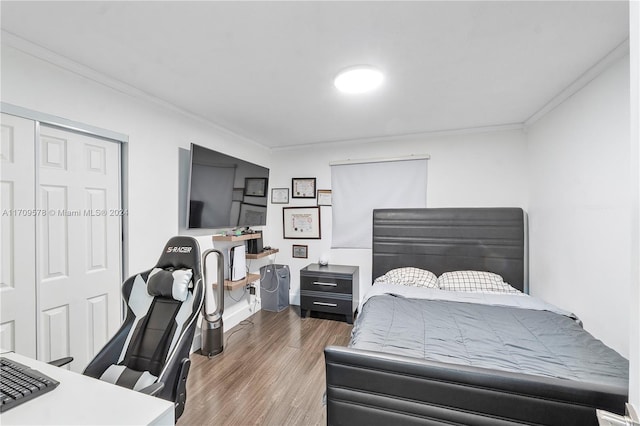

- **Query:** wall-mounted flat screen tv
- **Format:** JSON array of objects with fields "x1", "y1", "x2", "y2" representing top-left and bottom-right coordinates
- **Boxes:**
[{"x1": 187, "y1": 143, "x2": 269, "y2": 229}]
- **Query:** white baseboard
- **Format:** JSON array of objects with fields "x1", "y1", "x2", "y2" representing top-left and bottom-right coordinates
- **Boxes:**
[{"x1": 290, "y1": 291, "x2": 300, "y2": 306}]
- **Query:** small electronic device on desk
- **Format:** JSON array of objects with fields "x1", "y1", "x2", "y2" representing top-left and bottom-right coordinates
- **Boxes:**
[
  {"x1": 246, "y1": 232, "x2": 263, "y2": 254},
  {"x1": 229, "y1": 245, "x2": 247, "y2": 281}
]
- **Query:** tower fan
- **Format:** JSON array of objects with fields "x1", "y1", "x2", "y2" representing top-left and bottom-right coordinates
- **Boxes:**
[{"x1": 201, "y1": 248, "x2": 225, "y2": 357}]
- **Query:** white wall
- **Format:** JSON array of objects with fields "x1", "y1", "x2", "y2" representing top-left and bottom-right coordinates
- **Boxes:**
[
  {"x1": 629, "y1": 0, "x2": 639, "y2": 408},
  {"x1": 526, "y1": 55, "x2": 631, "y2": 356},
  {"x1": 267, "y1": 129, "x2": 528, "y2": 304},
  {"x1": 1, "y1": 44, "x2": 271, "y2": 336},
  {"x1": 1, "y1": 44, "x2": 271, "y2": 275}
]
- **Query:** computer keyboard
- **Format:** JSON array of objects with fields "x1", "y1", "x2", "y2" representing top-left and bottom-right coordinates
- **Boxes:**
[{"x1": 0, "y1": 356, "x2": 59, "y2": 412}]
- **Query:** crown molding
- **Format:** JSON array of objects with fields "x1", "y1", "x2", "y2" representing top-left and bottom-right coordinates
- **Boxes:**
[
  {"x1": 524, "y1": 38, "x2": 630, "y2": 128},
  {"x1": 2, "y1": 29, "x2": 628, "y2": 152},
  {"x1": 1, "y1": 30, "x2": 266, "y2": 150},
  {"x1": 271, "y1": 123, "x2": 524, "y2": 152}
]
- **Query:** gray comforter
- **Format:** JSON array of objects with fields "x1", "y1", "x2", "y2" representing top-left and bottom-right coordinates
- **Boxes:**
[{"x1": 351, "y1": 286, "x2": 628, "y2": 389}]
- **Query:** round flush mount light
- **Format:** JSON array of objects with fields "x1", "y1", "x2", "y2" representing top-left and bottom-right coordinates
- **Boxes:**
[{"x1": 334, "y1": 65, "x2": 384, "y2": 94}]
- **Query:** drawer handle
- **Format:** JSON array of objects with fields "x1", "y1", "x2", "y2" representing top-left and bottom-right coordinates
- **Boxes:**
[
  {"x1": 313, "y1": 301, "x2": 338, "y2": 307},
  {"x1": 313, "y1": 281, "x2": 337, "y2": 287}
]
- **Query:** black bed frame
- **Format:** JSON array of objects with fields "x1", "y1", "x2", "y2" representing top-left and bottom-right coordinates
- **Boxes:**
[
  {"x1": 371, "y1": 207, "x2": 526, "y2": 292},
  {"x1": 324, "y1": 207, "x2": 627, "y2": 425}
]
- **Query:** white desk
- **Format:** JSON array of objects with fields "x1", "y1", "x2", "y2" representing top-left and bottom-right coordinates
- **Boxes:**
[{"x1": 0, "y1": 352, "x2": 174, "y2": 425}]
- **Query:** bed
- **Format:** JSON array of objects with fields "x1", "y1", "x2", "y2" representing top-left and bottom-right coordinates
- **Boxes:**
[{"x1": 324, "y1": 208, "x2": 628, "y2": 425}]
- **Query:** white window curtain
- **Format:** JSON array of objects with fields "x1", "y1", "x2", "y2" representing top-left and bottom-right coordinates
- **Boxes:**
[{"x1": 331, "y1": 158, "x2": 428, "y2": 248}]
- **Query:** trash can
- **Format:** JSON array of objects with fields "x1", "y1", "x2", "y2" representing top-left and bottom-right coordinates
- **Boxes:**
[{"x1": 259, "y1": 264, "x2": 290, "y2": 312}]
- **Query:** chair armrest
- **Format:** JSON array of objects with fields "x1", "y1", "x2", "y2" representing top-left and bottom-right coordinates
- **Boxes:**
[
  {"x1": 139, "y1": 382, "x2": 165, "y2": 396},
  {"x1": 48, "y1": 357, "x2": 74, "y2": 367}
]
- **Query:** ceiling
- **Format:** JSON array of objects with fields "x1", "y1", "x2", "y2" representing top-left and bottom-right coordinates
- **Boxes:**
[{"x1": 0, "y1": 1, "x2": 630, "y2": 149}]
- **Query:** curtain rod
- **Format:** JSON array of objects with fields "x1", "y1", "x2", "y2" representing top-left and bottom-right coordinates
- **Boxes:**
[{"x1": 329, "y1": 154, "x2": 430, "y2": 166}]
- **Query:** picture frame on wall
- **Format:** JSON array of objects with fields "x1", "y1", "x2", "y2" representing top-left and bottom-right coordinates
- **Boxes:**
[
  {"x1": 271, "y1": 188, "x2": 289, "y2": 204},
  {"x1": 283, "y1": 206, "x2": 321, "y2": 239},
  {"x1": 244, "y1": 177, "x2": 268, "y2": 197},
  {"x1": 292, "y1": 177, "x2": 316, "y2": 198},
  {"x1": 232, "y1": 188, "x2": 244, "y2": 202},
  {"x1": 238, "y1": 203, "x2": 267, "y2": 225},
  {"x1": 292, "y1": 244, "x2": 308, "y2": 259},
  {"x1": 317, "y1": 189, "x2": 332, "y2": 206}
]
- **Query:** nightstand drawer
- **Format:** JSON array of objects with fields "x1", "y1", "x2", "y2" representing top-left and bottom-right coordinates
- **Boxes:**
[
  {"x1": 300, "y1": 292, "x2": 352, "y2": 316},
  {"x1": 300, "y1": 275, "x2": 352, "y2": 294},
  {"x1": 299, "y1": 264, "x2": 359, "y2": 324}
]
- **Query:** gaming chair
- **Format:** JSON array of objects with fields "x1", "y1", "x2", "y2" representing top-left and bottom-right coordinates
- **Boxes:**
[{"x1": 82, "y1": 236, "x2": 204, "y2": 419}]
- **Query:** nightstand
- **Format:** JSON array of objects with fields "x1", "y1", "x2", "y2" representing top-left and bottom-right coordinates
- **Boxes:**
[{"x1": 300, "y1": 264, "x2": 359, "y2": 324}]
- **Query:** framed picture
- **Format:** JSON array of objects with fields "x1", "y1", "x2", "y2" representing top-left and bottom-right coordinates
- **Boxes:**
[
  {"x1": 271, "y1": 188, "x2": 289, "y2": 204},
  {"x1": 292, "y1": 177, "x2": 316, "y2": 198},
  {"x1": 283, "y1": 206, "x2": 321, "y2": 239},
  {"x1": 238, "y1": 203, "x2": 267, "y2": 226},
  {"x1": 244, "y1": 177, "x2": 268, "y2": 197},
  {"x1": 292, "y1": 244, "x2": 308, "y2": 259},
  {"x1": 317, "y1": 189, "x2": 332, "y2": 206},
  {"x1": 232, "y1": 188, "x2": 244, "y2": 202}
]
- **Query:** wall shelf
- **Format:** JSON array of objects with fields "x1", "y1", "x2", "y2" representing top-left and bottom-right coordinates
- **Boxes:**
[
  {"x1": 212, "y1": 233, "x2": 261, "y2": 242},
  {"x1": 213, "y1": 273, "x2": 260, "y2": 291},
  {"x1": 246, "y1": 248, "x2": 279, "y2": 259},
  {"x1": 210, "y1": 233, "x2": 272, "y2": 289}
]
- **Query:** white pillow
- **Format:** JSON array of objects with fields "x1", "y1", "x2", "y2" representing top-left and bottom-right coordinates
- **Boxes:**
[
  {"x1": 374, "y1": 267, "x2": 438, "y2": 288},
  {"x1": 438, "y1": 270, "x2": 519, "y2": 293}
]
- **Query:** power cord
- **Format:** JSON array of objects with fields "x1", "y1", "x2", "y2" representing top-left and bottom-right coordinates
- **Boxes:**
[
  {"x1": 223, "y1": 319, "x2": 254, "y2": 350},
  {"x1": 226, "y1": 284, "x2": 247, "y2": 302},
  {"x1": 253, "y1": 290, "x2": 259, "y2": 310}
]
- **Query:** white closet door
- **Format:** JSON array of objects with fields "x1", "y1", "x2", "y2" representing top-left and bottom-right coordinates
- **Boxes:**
[
  {"x1": 0, "y1": 113, "x2": 37, "y2": 357},
  {"x1": 37, "y1": 125, "x2": 121, "y2": 372}
]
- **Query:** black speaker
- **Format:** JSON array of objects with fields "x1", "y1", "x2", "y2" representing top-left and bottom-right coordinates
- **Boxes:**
[{"x1": 247, "y1": 234, "x2": 263, "y2": 254}]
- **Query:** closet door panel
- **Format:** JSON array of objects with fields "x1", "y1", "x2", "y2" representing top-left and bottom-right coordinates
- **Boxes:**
[
  {"x1": 0, "y1": 113, "x2": 36, "y2": 357},
  {"x1": 37, "y1": 126, "x2": 121, "y2": 372}
]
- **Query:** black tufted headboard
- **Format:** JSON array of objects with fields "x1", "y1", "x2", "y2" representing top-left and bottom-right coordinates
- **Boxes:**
[{"x1": 372, "y1": 208, "x2": 526, "y2": 292}]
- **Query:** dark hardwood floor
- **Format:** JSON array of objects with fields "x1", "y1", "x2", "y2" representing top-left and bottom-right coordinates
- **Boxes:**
[{"x1": 179, "y1": 307, "x2": 353, "y2": 425}]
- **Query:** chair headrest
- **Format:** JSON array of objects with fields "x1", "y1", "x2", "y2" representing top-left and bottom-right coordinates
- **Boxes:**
[
  {"x1": 147, "y1": 268, "x2": 193, "y2": 301},
  {"x1": 155, "y1": 236, "x2": 201, "y2": 279}
]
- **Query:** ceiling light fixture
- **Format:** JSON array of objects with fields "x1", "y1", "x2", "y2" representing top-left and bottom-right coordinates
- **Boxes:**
[{"x1": 334, "y1": 66, "x2": 384, "y2": 94}]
